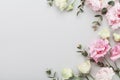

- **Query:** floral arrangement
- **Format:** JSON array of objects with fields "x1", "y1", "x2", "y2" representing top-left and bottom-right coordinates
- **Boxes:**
[{"x1": 45, "y1": 0, "x2": 120, "y2": 80}]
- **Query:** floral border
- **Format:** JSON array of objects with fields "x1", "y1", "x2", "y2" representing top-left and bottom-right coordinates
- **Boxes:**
[{"x1": 45, "y1": 0, "x2": 120, "y2": 80}]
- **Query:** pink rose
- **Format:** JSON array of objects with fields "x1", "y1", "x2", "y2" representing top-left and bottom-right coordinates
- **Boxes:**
[
  {"x1": 106, "y1": 1, "x2": 120, "y2": 30},
  {"x1": 86, "y1": 0, "x2": 102, "y2": 12},
  {"x1": 89, "y1": 39, "x2": 110, "y2": 62},
  {"x1": 95, "y1": 67, "x2": 114, "y2": 80},
  {"x1": 110, "y1": 43, "x2": 120, "y2": 61}
]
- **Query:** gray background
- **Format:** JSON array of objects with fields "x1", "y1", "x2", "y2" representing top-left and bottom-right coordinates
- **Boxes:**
[{"x1": 0, "y1": 0, "x2": 118, "y2": 80}]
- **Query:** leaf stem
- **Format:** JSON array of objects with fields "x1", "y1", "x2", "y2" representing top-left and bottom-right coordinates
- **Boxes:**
[
  {"x1": 114, "y1": 62, "x2": 119, "y2": 70},
  {"x1": 104, "y1": 57, "x2": 111, "y2": 66},
  {"x1": 116, "y1": 72, "x2": 120, "y2": 79},
  {"x1": 114, "y1": 62, "x2": 120, "y2": 79},
  {"x1": 104, "y1": 57, "x2": 120, "y2": 79},
  {"x1": 86, "y1": 76, "x2": 89, "y2": 80},
  {"x1": 104, "y1": 57, "x2": 115, "y2": 70},
  {"x1": 89, "y1": 74, "x2": 95, "y2": 80}
]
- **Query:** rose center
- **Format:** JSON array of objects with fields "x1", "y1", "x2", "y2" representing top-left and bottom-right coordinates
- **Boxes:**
[{"x1": 118, "y1": 14, "x2": 120, "y2": 18}]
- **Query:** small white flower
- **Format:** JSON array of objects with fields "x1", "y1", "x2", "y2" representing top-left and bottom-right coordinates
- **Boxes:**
[
  {"x1": 62, "y1": 68, "x2": 73, "y2": 79},
  {"x1": 54, "y1": 0, "x2": 68, "y2": 11},
  {"x1": 113, "y1": 33, "x2": 120, "y2": 42},
  {"x1": 78, "y1": 60, "x2": 91, "y2": 74},
  {"x1": 99, "y1": 28, "x2": 110, "y2": 39},
  {"x1": 95, "y1": 67, "x2": 115, "y2": 80}
]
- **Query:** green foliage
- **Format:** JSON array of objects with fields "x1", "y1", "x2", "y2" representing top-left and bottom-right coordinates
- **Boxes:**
[
  {"x1": 92, "y1": 15, "x2": 103, "y2": 31},
  {"x1": 101, "y1": 8, "x2": 108, "y2": 15},
  {"x1": 108, "y1": 1, "x2": 115, "y2": 6},
  {"x1": 46, "y1": 69, "x2": 59, "y2": 80},
  {"x1": 77, "y1": 44, "x2": 88, "y2": 57},
  {"x1": 77, "y1": 0, "x2": 85, "y2": 16}
]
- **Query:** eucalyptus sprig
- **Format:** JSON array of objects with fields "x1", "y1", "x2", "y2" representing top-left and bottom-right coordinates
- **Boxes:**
[
  {"x1": 90, "y1": 58, "x2": 105, "y2": 67},
  {"x1": 46, "y1": 69, "x2": 59, "y2": 80},
  {"x1": 92, "y1": 15, "x2": 103, "y2": 31},
  {"x1": 77, "y1": 44, "x2": 108, "y2": 68},
  {"x1": 77, "y1": 0, "x2": 86, "y2": 16},
  {"x1": 77, "y1": 44, "x2": 88, "y2": 57}
]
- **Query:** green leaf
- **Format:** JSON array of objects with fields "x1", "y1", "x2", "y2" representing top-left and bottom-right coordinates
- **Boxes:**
[
  {"x1": 77, "y1": 9, "x2": 84, "y2": 16},
  {"x1": 78, "y1": 5, "x2": 81, "y2": 8},
  {"x1": 80, "y1": 9, "x2": 84, "y2": 12},
  {"x1": 95, "y1": 15, "x2": 101, "y2": 17},
  {"x1": 77, "y1": 44, "x2": 82, "y2": 49},
  {"x1": 97, "y1": 62, "x2": 104, "y2": 67},
  {"x1": 95, "y1": 15, "x2": 103, "y2": 21},
  {"x1": 101, "y1": 8, "x2": 108, "y2": 15},
  {"x1": 96, "y1": 22, "x2": 100, "y2": 26},
  {"x1": 77, "y1": 51, "x2": 83, "y2": 53},
  {"x1": 108, "y1": 1, "x2": 115, "y2": 6},
  {"x1": 92, "y1": 21, "x2": 100, "y2": 26},
  {"x1": 76, "y1": 0, "x2": 85, "y2": 16},
  {"x1": 47, "y1": 0, "x2": 54, "y2": 6},
  {"x1": 46, "y1": 69, "x2": 52, "y2": 75},
  {"x1": 82, "y1": 51, "x2": 88, "y2": 57},
  {"x1": 77, "y1": 11, "x2": 80, "y2": 16},
  {"x1": 115, "y1": 69, "x2": 119, "y2": 73},
  {"x1": 53, "y1": 72, "x2": 56, "y2": 77},
  {"x1": 90, "y1": 58, "x2": 95, "y2": 62}
]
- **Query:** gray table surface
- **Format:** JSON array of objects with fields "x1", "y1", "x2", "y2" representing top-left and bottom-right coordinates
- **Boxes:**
[{"x1": 0, "y1": 0, "x2": 119, "y2": 80}]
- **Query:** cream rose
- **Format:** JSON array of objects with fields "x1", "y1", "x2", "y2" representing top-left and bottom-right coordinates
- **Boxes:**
[
  {"x1": 99, "y1": 28, "x2": 110, "y2": 39},
  {"x1": 113, "y1": 33, "x2": 120, "y2": 42},
  {"x1": 61, "y1": 68, "x2": 73, "y2": 79},
  {"x1": 54, "y1": 0, "x2": 68, "y2": 11},
  {"x1": 78, "y1": 60, "x2": 91, "y2": 74}
]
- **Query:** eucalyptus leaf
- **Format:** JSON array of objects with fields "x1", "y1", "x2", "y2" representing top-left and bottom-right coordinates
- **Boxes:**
[
  {"x1": 108, "y1": 1, "x2": 115, "y2": 6},
  {"x1": 77, "y1": 44, "x2": 82, "y2": 49},
  {"x1": 97, "y1": 62, "x2": 104, "y2": 67},
  {"x1": 101, "y1": 8, "x2": 107, "y2": 15},
  {"x1": 46, "y1": 69, "x2": 52, "y2": 75},
  {"x1": 95, "y1": 15, "x2": 103, "y2": 21},
  {"x1": 76, "y1": 0, "x2": 85, "y2": 16},
  {"x1": 82, "y1": 51, "x2": 88, "y2": 57},
  {"x1": 47, "y1": 0, "x2": 54, "y2": 6}
]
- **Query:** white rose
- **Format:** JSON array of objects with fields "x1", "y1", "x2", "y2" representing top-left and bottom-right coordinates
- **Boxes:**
[
  {"x1": 54, "y1": 0, "x2": 68, "y2": 11},
  {"x1": 95, "y1": 67, "x2": 115, "y2": 80},
  {"x1": 99, "y1": 28, "x2": 110, "y2": 39},
  {"x1": 113, "y1": 33, "x2": 120, "y2": 42},
  {"x1": 78, "y1": 60, "x2": 91, "y2": 74},
  {"x1": 61, "y1": 68, "x2": 73, "y2": 79}
]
